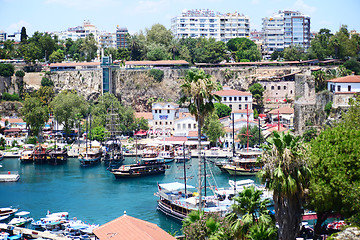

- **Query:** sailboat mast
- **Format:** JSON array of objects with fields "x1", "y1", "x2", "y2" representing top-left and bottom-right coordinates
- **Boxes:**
[
  {"x1": 183, "y1": 142, "x2": 187, "y2": 198},
  {"x1": 246, "y1": 106, "x2": 249, "y2": 152}
]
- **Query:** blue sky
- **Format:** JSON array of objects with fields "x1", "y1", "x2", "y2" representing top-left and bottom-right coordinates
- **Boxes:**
[{"x1": 1, "y1": 0, "x2": 359, "y2": 36}]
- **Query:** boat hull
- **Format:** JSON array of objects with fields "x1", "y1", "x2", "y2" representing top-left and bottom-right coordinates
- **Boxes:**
[
  {"x1": 79, "y1": 156, "x2": 101, "y2": 166},
  {"x1": 157, "y1": 200, "x2": 187, "y2": 221},
  {"x1": 112, "y1": 168, "x2": 167, "y2": 178},
  {"x1": 223, "y1": 166, "x2": 258, "y2": 176}
]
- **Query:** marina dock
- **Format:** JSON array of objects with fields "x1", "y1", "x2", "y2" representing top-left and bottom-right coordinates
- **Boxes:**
[{"x1": 0, "y1": 224, "x2": 67, "y2": 240}]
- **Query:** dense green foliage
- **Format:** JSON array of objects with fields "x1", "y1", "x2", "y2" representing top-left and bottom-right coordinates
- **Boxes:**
[
  {"x1": 0, "y1": 63, "x2": 14, "y2": 77},
  {"x1": 308, "y1": 94, "x2": 360, "y2": 236},
  {"x1": 20, "y1": 97, "x2": 49, "y2": 136},
  {"x1": 202, "y1": 110, "x2": 225, "y2": 145},
  {"x1": 248, "y1": 83, "x2": 264, "y2": 107},
  {"x1": 214, "y1": 102, "x2": 231, "y2": 118},
  {"x1": 148, "y1": 69, "x2": 164, "y2": 82},
  {"x1": 41, "y1": 77, "x2": 54, "y2": 87},
  {"x1": 259, "y1": 131, "x2": 311, "y2": 240},
  {"x1": 15, "y1": 70, "x2": 25, "y2": 77},
  {"x1": 237, "y1": 125, "x2": 264, "y2": 147},
  {"x1": 2, "y1": 92, "x2": 20, "y2": 101},
  {"x1": 227, "y1": 38, "x2": 261, "y2": 62}
]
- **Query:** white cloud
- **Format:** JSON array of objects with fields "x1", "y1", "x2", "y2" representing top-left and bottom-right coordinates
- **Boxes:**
[
  {"x1": 133, "y1": 0, "x2": 169, "y2": 14},
  {"x1": 293, "y1": 0, "x2": 316, "y2": 14},
  {"x1": 7, "y1": 20, "x2": 32, "y2": 33}
]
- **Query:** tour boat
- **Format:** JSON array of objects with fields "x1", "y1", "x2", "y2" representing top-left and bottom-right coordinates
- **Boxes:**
[
  {"x1": 19, "y1": 149, "x2": 34, "y2": 163},
  {"x1": 155, "y1": 182, "x2": 230, "y2": 221},
  {"x1": 221, "y1": 150, "x2": 263, "y2": 176},
  {"x1": 47, "y1": 146, "x2": 68, "y2": 165},
  {"x1": 0, "y1": 171, "x2": 20, "y2": 182},
  {"x1": 8, "y1": 211, "x2": 33, "y2": 226},
  {"x1": 103, "y1": 139, "x2": 124, "y2": 164},
  {"x1": 158, "y1": 150, "x2": 175, "y2": 163},
  {"x1": 78, "y1": 147, "x2": 102, "y2": 167},
  {"x1": 110, "y1": 158, "x2": 170, "y2": 178},
  {"x1": 33, "y1": 145, "x2": 48, "y2": 163},
  {"x1": 0, "y1": 207, "x2": 18, "y2": 218}
]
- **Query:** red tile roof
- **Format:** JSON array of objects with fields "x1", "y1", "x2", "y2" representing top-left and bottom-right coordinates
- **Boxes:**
[
  {"x1": 50, "y1": 62, "x2": 101, "y2": 67},
  {"x1": 93, "y1": 214, "x2": 176, "y2": 240},
  {"x1": 125, "y1": 60, "x2": 189, "y2": 66},
  {"x1": 268, "y1": 106, "x2": 294, "y2": 115},
  {"x1": 1, "y1": 118, "x2": 25, "y2": 123},
  {"x1": 215, "y1": 89, "x2": 252, "y2": 96},
  {"x1": 134, "y1": 112, "x2": 153, "y2": 120},
  {"x1": 165, "y1": 136, "x2": 188, "y2": 142},
  {"x1": 327, "y1": 75, "x2": 360, "y2": 83},
  {"x1": 232, "y1": 109, "x2": 254, "y2": 114},
  {"x1": 188, "y1": 131, "x2": 198, "y2": 137}
]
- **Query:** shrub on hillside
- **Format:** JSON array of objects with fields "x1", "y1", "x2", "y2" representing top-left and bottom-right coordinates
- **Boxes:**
[
  {"x1": 15, "y1": 70, "x2": 25, "y2": 77},
  {"x1": 2, "y1": 92, "x2": 20, "y2": 101},
  {"x1": 41, "y1": 77, "x2": 54, "y2": 87},
  {"x1": 148, "y1": 69, "x2": 164, "y2": 82},
  {"x1": 0, "y1": 63, "x2": 15, "y2": 77}
]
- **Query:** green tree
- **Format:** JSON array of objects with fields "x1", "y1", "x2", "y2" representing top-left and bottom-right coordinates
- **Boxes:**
[
  {"x1": 0, "y1": 137, "x2": 6, "y2": 149},
  {"x1": 259, "y1": 131, "x2": 311, "y2": 240},
  {"x1": 23, "y1": 42, "x2": 42, "y2": 63},
  {"x1": 148, "y1": 69, "x2": 164, "y2": 82},
  {"x1": 308, "y1": 94, "x2": 360, "y2": 237},
  {"x1": 50, "y1": 91, "x2": 89, "y2": 140},
  {"x1": 39, "y1": 33, "x2": 56, "y2": 61},
  {"x1": 237, "y1": 125, "x2": 264, "y2": 148},
  {"x1": 308, "y1": 28, "x2": 333, "y2": 60},
  {"x1": 312, "y1": 70, "x2": 327, "y2": 92},
  {"x1": 271, "y1": 50, "x2": 283, "y2": 61},
  {"x1": 227, "y1": 38, "x2": 261, "y2": 62},
  {"x1": 330, "y1": 25, "x2": 359, "y2": 60},
  {"x1": 34, "y1": 86, "x2": 55, "y2": 106},
  {"x1": 90, "y1": 126, "x2": 106, "y2": 142},
  {"x1": 344, "y1": 58, "x2": 360, "y2": 75},
  {"x1": 20, "y1": 97, "x2": 49, "y2": 137},
  {"x1": 80, "y1": 34, "x2": 98, "y2": 62},
  {"x1": 283, "y1": 45, "x2": 305, "y2": 61},
  {"x1": 146, "y1": 45, "x2": 167, "y2": 60},
  {"x1": 0, "y1": 63, "x2": 14, "y2": 77},
  {"x1": 202, "y1": 110, "x2": 225, "y2": 145},
  {"x1": 49, "y1": 49, "x2": 65, "y2": 63},
  {"x1": 117, "y1": 47, "x2": 130, "y2": 60},
  {"x1": 41, "y1": 77, "x2": 54, "y2": 87},
  {"x1": 248, "y1": 83, "x2": 264, "y2": 108},
  {"x1": 15, "y1": 70, "x2": 25, "y2": 77},
  {"x1": 146, "y1": 24, "x2": 173, "y2": 47},
  {"x1": 180, "y1": 69, "x2": 222, "y2": 211},
  {"x1": 214, "y1": 102, "x2": 231, "y2": 118},
  {"x1": 20, "y1": 26, "x2": 28, "y2": 43}
]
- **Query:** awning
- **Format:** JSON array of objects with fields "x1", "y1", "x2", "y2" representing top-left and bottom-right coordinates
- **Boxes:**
[
  {"x1": 134, "y1": 130, "x2": 148, "y2": 136},
  {"x1": 159, "y1": 182, "x2": 195, "y2": 192}
]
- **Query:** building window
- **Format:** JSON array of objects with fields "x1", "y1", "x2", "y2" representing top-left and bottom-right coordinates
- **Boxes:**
[
  {"x1": 223, "y1": 97, "x2": 227, "y2": 101},
  {"x1": 278, "y1": 86, "x2": 281, "y2": 90},
  {"x1": 338, "y1": 86, "x2": 341, "y2": 92},
  {"x1": 284, "y1": 86, "x2": 287, "y2": 90},
  {"x1": 183, "y1": 124, "x2": 186, "y2": 129},
  {"x1": 234, "y1": 97, "x2": 237, "y2": 101},
  {"x1": 239, "y1": 97, "x2": 242, "y2": 101},
  {"x1": 159, "y1": 110, "x2": 162, "y2": 113},
  {"x1": 348, "y1": 85, "x2": 351, "y2": 91},
  {"x1": 245, "y1": 104, "x2": 248, "y2": 109},
  {"x1": 155, "y1": 110, "x2": 157, "y2": 113},
  {"x1": 290, "y1": 90, "x2": 293, "y2": 94},
  {"x1": 194, "y1": 124, "x2": 196, "y2": 129},
  {"x1": 177, "y1": 124, "x2": 180, "y2": 129},
  {"x1": 271, "y1": 86, "x2": 274, "y2": 90},
  {"x1": 155, "y1": 121, "x2": 157, "y2": 125},
  {"x1": 169, "y1": 121, "x2": 172, "y2": 125},
  {"x1": 239, "y1": 105, "x2": 242, "y2": 110},
  {"x1": 167, "y1": 110, "x2": 170, "y2": 113},
  {"x1": 188, "y1": 124, "x2": 191, "y2": 129},
  {"x1": 264, "y1": 86, "x2": 266, "y2": 90},
  {"x1": 229, "y1": 104, "x2": 232, "y2": 109},
  {"x1": 165, "y1": 121, "x2": 168, "y2": 125},
  {"x1": 159, "y1": 121, "x2": 162, "y2": 125},
  {"x1": 229, "y1": 97, "x2": 232, "y2": 101}
]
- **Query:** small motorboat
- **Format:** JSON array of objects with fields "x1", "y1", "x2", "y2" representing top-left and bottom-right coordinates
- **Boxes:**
[{"x1": 8, "y1": 211, "x2": 33, "y2": 226}]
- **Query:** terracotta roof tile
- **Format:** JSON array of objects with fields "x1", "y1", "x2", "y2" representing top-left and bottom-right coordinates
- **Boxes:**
[
  {"x1": 93, "y1": 214, "x2": 176, "y2": 240},
  {"x1": 215, "y1": 89, "x2": 252, "y2": 96},
  {"x1": 232, "y1": 109, "x2": 254, "y2": 114},
  {"x1": 327, "y1": 75, "x2": 360, "y2": 83},
  {"x1": 125, "y1": 60, "x2": 189, "y2": 66},
  {"x1": 50, "y1": 62, "x2": 101, "y2": 67},
  {"x1": 134, "y1": 112, "x2": 153, "y2": 120},
  {"x1": 268, "y1": 106, "x2": 294, "y2": 115}
]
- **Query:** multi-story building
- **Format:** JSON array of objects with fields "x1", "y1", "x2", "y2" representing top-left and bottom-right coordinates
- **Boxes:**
[
  {"x1": 6, "y1": 31, "x2": 21, "y2": 42},
  {"x1": 214, "y1": 86, "x2": 253, "y2": 111},
  {"x1": 99, "y1": 32, "x2": 117, "y2": 49},
  {"x1": 51, "y1": 20, "x2": 100, "y2": 42},
  {"x1": 0, "y1": 31, "x2": 6, "y2": 42},
  {"x1": 116, "y1": 27, "x2": 128, "y2": 49},
  {"x1": 171, "y1": 9, "x2": 250, "y2": 42},
  {"x1": 151, "y1": 102, "x2": 179, "y2": 137},
  {"x1": 262, "y1": 10, "x2": 310, "y2": 55}
]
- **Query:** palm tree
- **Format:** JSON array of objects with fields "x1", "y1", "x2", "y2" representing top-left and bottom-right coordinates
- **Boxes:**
[
  {"x1": 258, "y1": 131, "x2": 311, "y2": 240},
  {"x1": 179, "y1": 69, "x2": 222, "y2": 211},
  {"x1": 168, "y1": 40, "x2": 179, "y2": 60}
]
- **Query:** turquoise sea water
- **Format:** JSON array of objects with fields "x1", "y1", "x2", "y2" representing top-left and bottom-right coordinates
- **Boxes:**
[{"x1": 0, "y1": 157, "x2": 257, "y2": 234}]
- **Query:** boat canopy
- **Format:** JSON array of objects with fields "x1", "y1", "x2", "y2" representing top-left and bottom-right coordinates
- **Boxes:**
[
  {"x1": 229, "y1": 179, "x2": 255, "y2": 188},
  {"x1": 159, "y1": 182, "x2": 195, "y2": 192},
  {"x1": 15, "y1": 211, "x2": 30, "y2": 216}
]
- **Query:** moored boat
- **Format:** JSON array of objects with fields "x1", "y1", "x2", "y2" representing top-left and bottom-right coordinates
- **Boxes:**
[
  {"x1": 221, "y1": 150, "x2": 263, "y2": 176},
  {"x1": 78, "y1": 147, "x2": 102, "y2": 167},
  {"x1": 0, "y1": 171, "x2": 20, "y2": 182},
  {"x1": 8, "y1": 211, "x2": 33, "y2": 226},
  {"x1": 47, "y1": 146, "x2": 68, "y2": 165},
  {"x1": 33, "y1": 145, "x2": 48, "y2": 163},
  {"x1": 110, "y1": 158, "x2": 170, "y2": 178}
]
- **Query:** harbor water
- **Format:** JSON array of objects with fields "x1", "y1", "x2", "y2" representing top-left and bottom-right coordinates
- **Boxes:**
[{"x1": 0, "y1": 156, "x2": 258, "y2": 234}]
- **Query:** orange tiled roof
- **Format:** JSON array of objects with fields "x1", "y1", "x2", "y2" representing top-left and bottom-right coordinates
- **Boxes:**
[
  {"x1": 93, "y1": 214, "x2": 176, "y2": 240},
  {"x1": 134, "y1": 112, "x2": 153, "y2": 120},
  {"x1": 188, "y1": 131, "x2": 198, "y2": 137},
  {"x1": 327, "y1": 75, "x2": 360, "y2": 83},
  {"x1": 232, "y1": 109, "x2": 254, "y2": 114},
  {"x1": 268, "y1": 106, "x2": 294, "y2": 115},
  {"x1": 1, "y1": 118, "x2": 25, "y2": 123},
  {"x1": 50, "y1": 62, "x2": 101, "y2": 67},
  {"x1": 215, "y1": 89, "x2": 252, "y2": 96},
  {"x1": 125, "y1": 60, "x2": 189, "y2": 66}
]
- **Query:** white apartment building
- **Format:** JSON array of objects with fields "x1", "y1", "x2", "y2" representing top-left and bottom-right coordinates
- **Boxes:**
[
  {"x1": 51, "y1": 20, "x2": 100, "y2": 42},
  {"x1": 171, "y1": 9, "x2": 250, "y2": 42},
  {"x1": 151, "y1": 102, "x2": 179, "y2": 136},
  {"x1": 262, "y1": 10, "x2": 310, "y2": 55},
  {"x1": 214, "y1": 86, "x2": 253, "y2": 111},
  {"x1": 99, "y1": 32, "x2": 117, "y2": 49},
  {"x1": 174, "y1": 113, "x2": 197, "y2": 137}
]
